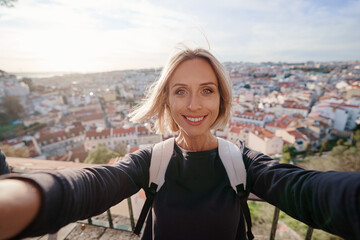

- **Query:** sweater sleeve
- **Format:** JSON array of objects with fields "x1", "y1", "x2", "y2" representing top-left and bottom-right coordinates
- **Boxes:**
[
  {"x1": 242, "y1": 147, "x2": 360, "y2": 239},
  {"x1": 3, "y1": 147, "x2": 152, "y2": 238},
  {"x1": 0, "y1": 150, "x2": 10, "y2": 175}
]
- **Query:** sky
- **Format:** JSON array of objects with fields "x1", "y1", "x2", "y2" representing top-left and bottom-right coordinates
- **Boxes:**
[{"x1": 0, "y1": 0, "x2": 359, "y2": 73}]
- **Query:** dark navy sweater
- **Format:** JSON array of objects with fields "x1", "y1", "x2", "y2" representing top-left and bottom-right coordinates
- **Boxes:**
[{"x1": 7, "y1": 143, "x2": 360, "y2": 239}]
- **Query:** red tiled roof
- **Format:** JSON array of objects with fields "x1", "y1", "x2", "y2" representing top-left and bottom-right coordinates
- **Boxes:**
[
  {"x1": 26, "y1": 113, "x2": 59, "y2": 122},
  {"x1": 137, "y1": 126, "x2": 150, "y2": 134},
  {"x1": 112, "y1": 127, "x2": 136, "y2": 135},
  {"x1": 228, "y1": 121, "x2": 256, "y2": 130},
  {"x1": 265, "y1": 114, "x2": 294, "y2": 129},
  {"x1": 68, "y1": 145, "x2": 88, "y2": 163},
  {"x1": 38, "y1": 126, "x2": 86, "y2": 145},
  {"x1": 86, "y1": 128, "x2": 111, "y2": 138},
  {"x1": 279, "y1": 82, "x2": 297, "y2": 87},
  {"x1": 287, "y1": 129, "x2": 307, "y2": 141},
  {"x1": 328, "y1": 102, "x2": 359, "y2": 109},
  {"x1": 233, "y1": 111, "x2": 267, "y2": 120},
  {"x1": 59, "y1": 114, "x2": 78, "y2": 123},
  {"x1": 251, "y1": 126, "x2": 275, "y2": 140},
  {"x1": 78, "y1": 113, "x2": 104, "y2": 122},
  {"x1": 129, "y1": 146, "x2": 139, "y2": 153},
  {"x1": 229, "y1": 127, "x2": 241, "y2": 134},
  {"x1": 74, "y1": 108, "x2": 102, "y2": 116},
  {"x1": 297, "y1": 128, "x2": 317, "y2": 141},
  {"x1": 282, "y1": 100, "x2": 309, "y2": 110}
]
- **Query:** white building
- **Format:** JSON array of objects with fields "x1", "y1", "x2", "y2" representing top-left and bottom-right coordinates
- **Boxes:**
[
  {"x1": 84, "y1": 125, "x2": 161, "y2": 151},
  {"x1": 275, "y1": 128, "x2": 310, "y2": 152},
  {"x1": 248, "y1": 128, "x2": 283, "y2": 155},
  {"x1": 3, "y1": 82, "x2": 30, "y2": 97},
  {"x1": 265, "y1": 114, "x2": 296, "y2": 133},
  {"x1": 227, "y1": 124, "x2": 254, "y2": 146},
  {"x1": 232, "y1": 110, "x2": 274, "y2": 127},
  {"x1": 36, "y1": 125, "x2": 86, "y2": 157},
  {"x1": 281, "y1": 101, "x2": 310, "y2": 117},
  {"x1": 310, "y1": 102, "x2": 359, "y2": 131}
]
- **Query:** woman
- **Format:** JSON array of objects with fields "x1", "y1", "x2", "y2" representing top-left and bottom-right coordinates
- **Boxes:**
[{"x1": 0, "y1": 47, "x2": 359, "y2": 240}]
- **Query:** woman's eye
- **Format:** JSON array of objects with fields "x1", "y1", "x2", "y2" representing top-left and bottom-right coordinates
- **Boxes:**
[
  {"x1": 203, "y1": 88, "x2": 213, "y2": 94},
  {"x1": 175, "y1": 89, "x2": 186, "y2": 95}
]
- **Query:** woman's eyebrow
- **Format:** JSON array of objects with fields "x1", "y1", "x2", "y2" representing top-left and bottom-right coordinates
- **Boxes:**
[
  {"x1": 171, "y1": 83, "x2": 187, "y2": 89},
  {"x1": 200, "y1": 82, "x2": 217, "y2": 86},
  {"x1": 171, "y1": 82, "x2": 217, "y2": 89}
]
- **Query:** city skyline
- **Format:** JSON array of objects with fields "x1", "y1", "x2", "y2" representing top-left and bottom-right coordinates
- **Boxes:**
[{"x1": 0, "y1": 0, "x2": 359, "y2": 73}]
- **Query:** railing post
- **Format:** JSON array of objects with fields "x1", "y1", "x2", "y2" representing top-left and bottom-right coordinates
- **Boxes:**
[
  {"x1": 305, "y1": 227, "x2": 313, "y2": 240},
  {"x1": 127, "y1": 197, "x2": 135, "y2": 230},
  {"x1": 270, "y1": 207, "x2": 280, "y2": 240},
  {"x1": 106, "y1": 209, "x2": 114, "y2": 229}
]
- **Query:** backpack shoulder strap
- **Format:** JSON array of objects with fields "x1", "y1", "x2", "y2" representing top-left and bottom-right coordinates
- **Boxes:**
[
  {"x1": 218, "y1": 137, "x2": 254, "y2": 240},
  {"x1": 134, "y1": 137, "x2": 174, "y2": 235},
  {"x1": 149, "y1": 137, "x2": 175, "y2": 191},
  {"x1": 217, "y1": 137, "x2": 247, "y2": 192}
]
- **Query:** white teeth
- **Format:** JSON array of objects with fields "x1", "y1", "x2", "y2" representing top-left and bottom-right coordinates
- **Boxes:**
[{"x1": 185, "y1": 116, "x2": 205, "y2": 122}]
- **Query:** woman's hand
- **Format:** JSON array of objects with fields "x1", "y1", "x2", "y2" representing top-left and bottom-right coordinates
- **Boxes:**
[{"x1": 0, "y1": 179, "x2": 41, "y2": 239}]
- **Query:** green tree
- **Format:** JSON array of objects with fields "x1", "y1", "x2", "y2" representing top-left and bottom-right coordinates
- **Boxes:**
[
  {"x1": 114, "y1": 143, "x2": 127, "y2": 157},
  {"x1": 84, "y1": 144, "x2": 120, "y2": 164},
  {"x1": 306, "y1": 139, "x2": 360, "y2": 172},
  {"x1": 337, "y1": 138, "x2": 344, "y2": 146},
  {"x1": 244, "y1": 84, "x2": 251, "y2": 89},
  {"x1": 281, "y1": 145, "x2": 297, "y2": 163},
  {"x1": 352, "y1": 130, "x2": 360, "y2": 145},
  {"x1": 319, "y1": 140, "x2": 328, "y2": 156},
  {"x1": 22, "y1": 78, "x2": 35, "y2": 92},
  {"x1": 329, "y1": 145, "x2": 347, "y2": 157},
  {"x1": 304, "y1": 143, "x2": 311, "y2": 159},
  {"x1": 1, "y1": 96, "x2": 24, "y2": 118}
]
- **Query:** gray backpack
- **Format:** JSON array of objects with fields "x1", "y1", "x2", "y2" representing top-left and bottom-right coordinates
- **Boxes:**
[{"x1": 134, "y1": 137, "x2": 254, "y2": 239}]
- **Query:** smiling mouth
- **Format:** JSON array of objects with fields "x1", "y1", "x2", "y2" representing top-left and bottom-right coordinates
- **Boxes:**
[{"x1": 184, "y1": 115, "x2": 206, "y2": 122}]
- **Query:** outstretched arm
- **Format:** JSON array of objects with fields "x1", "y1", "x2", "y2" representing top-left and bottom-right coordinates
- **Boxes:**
[
  {"x1": 0, "y1": 147, "x2": 151, "y2": 239},
  {"x1": 0, "y1": 179, "x2": 41, "y2": 239},
  {"x1": 243, "y1": 147, "x2": 360, "y2": 239}
]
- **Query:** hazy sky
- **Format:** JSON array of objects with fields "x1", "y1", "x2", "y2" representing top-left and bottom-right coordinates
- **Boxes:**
[{"x1": 0, "y1": 0, "x2": 359, "y2": 72}]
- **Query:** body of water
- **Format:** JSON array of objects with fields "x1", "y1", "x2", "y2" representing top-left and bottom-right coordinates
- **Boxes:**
[{"x1": 12, "y1": 72, "x2": 75, "y2": 79}]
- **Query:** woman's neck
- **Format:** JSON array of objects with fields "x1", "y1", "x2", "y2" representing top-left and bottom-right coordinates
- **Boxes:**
[{"x1": 175, "y1": 132, "x2": 218, "y2": 151}]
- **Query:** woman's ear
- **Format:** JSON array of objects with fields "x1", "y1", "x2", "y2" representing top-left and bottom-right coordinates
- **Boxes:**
[
  {"x1": 165, "y1": 93, "x2": 170, "y2": 107},
  {"x1": 165, "y1": 103, "x2": 171, "y2": 114}
]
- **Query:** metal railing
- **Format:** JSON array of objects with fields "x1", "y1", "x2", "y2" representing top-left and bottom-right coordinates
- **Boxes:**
[{"x1": 87, "y1": 194, "x2": 314, "y2": 240}]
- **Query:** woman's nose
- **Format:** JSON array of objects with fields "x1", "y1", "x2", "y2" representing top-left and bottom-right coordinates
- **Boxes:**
[{"x1": 187, "y1": 94, "x2": 202, "y2": 111}]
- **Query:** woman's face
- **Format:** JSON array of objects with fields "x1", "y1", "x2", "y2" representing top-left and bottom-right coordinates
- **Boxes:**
[{"x1": 167, "y1": 58, "x2": 220, "y2": 139}]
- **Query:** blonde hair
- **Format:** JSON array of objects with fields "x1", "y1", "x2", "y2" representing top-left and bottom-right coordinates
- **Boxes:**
[{"x1": 129, "y1": 46, "x2": 232, "y2": 134}]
